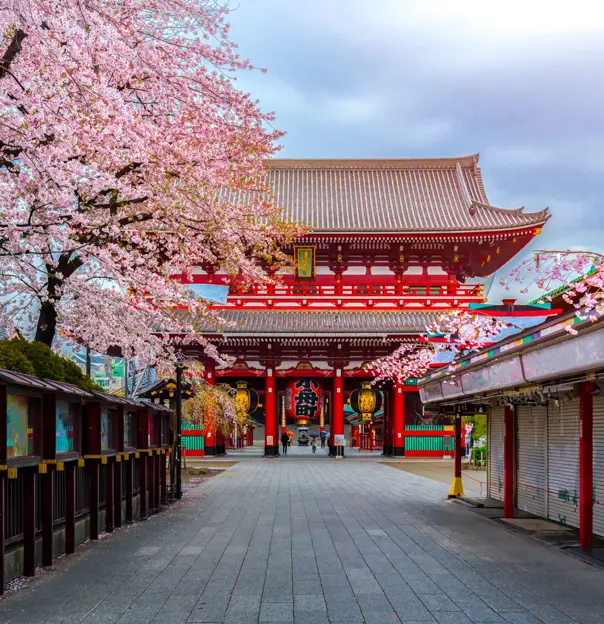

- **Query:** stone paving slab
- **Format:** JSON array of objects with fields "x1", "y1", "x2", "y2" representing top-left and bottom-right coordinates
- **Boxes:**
[{"x1": 1, "y1": 457, "x2": 604, "y2": 623}]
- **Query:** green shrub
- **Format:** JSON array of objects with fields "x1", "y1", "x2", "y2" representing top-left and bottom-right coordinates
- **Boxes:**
[
  {"x1": 0, "y1": 338, "x2": 102, "y2": 392},
  {"x1": 471, "y1": 446, "x2": 487, "y2": 463}
]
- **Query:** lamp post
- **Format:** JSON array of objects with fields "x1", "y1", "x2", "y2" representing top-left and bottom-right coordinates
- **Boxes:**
[{"x1": 175, "y1": 364, "x2": 184, "y2": 500}]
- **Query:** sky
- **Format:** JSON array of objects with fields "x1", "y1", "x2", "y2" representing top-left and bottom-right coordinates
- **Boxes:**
[{"x1": 227, "y1": 0, "x2": 604, "y2": 301}]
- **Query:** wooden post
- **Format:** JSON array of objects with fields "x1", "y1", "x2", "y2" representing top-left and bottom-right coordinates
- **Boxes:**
[
  {"x1": 125, "y1": 457, "x2": 133, "y2": 523},
  {"x1": 139, "y1": 454, "x2": 148, "y2": 520},
  {"x1": 448, "y1": 412, "x2": 465, "y2": 498},
  {"x1": 23, "y1": 468, "x2": 36, "y2": 576},
  {"x1": 580, "y1": 382, "x2": 594, "y2": 549},
  {"x1": 89, "y1": 461, "x2": 100, "y2": 540},
  {"x1": 155, "y1": 450, "x2": 161, "y2": 508},
  {"x1": 0, "y1": 386, "x2": 7, "y2": 591},
  {"x1": 160, "y1": 451, "x2": 167, "y2": 506},
  {"x1": 503, "y1": 405, "x2": 515, "y2": 518},
  {"x1": 114, "y1": 458, "x2": 122, "y2": 529},
  {"x1": 41, "y1": 466, "x2": 54, "y2": 566},
  {"x1": 105, "y1": 459, "x2": 114, "y2": 533},
  {"x1": 65, "y1": 462, "x2": 76, "y2": 554},
  {"x1": 41, "y1": 392, "x2": 57, "y2": 567},
  {"x1": 0, "y1": 475, "x2": 5, "y2": 594},
  {"x1": 148, "y1": 452, "x2": 156, "y2": 512}
]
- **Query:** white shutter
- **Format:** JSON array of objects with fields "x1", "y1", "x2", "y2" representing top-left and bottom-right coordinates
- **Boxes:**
[
  {"x1": 516, "y1": 405, "x2": 547, "y2": 517},
  {"x1": 488, "y1": 406, "x2": 505, "y2": 501},
  {"x1": 593, "y1": 396, "x2": 604, "y2": 537},
  {"x1": 547, "y1": 399, "x2": 580, "y2": 528}
]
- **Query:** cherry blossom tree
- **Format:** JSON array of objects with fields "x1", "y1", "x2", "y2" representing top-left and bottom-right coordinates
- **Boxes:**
[
  {"x1": 504, "y1": 250, "x2": 603, "y2": 333},
  {"x1": 371, "y1": 311, "x2": 505, "y2": 384},
  {"x1": 0, "y1": 0, "x2": 300, "y2": 367},
  {"x1": 374, "y1": 250, "x2": 604, "y2": 384}
]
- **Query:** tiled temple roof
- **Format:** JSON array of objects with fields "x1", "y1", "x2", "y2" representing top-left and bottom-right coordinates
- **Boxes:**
[
  {"x1": 200, "y1": 310, "x2": 439, "y2": 336},
  {"x1": 262, "y1": 154, "x2": 548, "y2": 233}
]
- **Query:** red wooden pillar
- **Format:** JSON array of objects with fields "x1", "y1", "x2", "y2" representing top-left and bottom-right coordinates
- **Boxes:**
[
  {"x1": 332, "y1": 369, "x2": 344, "y2": 457},
  {"x1": 105, "y1": 459, "x2": 114, "y2": 533},
  {"x1": 448, "y1": 412, "x2": 465, "y2": 498},
  {"x1": 392, "y1": 383, "x2": 404, "y2": 457},
  {"x1": 65, "y1": 462, "x2": 76, "y2": 554},
  {"x1": 89, "y1": 461, "x2": 100, "y2": 539},
  {"x1": 23, "y1": 468, "x2": 36, "y2": 576},
  {"x1": 265, "y1": 369, "x2": 278, "y2": 456},
  {"x1": 579, "y1": 382, "x2": 594, "y2": 549},
  {"x1": 503, "y1": 405, "x2": 515, "y2": 517},
  {"x1": 204, "y1": 359, "x2": 217, "y2": 456}
]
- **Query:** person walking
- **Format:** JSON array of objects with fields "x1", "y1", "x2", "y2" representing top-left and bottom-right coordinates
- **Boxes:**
[
  {"x1": 281, "y1": 432, "x2": 289, "y2": 455},
  {"x1": 320, "y1": 432, "x2": 326, "y2": 449},
  {"x1": 311, "y1": 437, "x2": 317, "y2": 454}
]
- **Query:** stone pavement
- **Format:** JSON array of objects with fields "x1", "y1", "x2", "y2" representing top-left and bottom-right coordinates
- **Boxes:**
[{"x1": 1, "y1": 457, "x2": 604, "y2": 624}]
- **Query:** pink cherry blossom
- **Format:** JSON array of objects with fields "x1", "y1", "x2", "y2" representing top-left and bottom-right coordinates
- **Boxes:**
[{"x1": 0, "y1": 0, "x2": 301, "y2": 368}]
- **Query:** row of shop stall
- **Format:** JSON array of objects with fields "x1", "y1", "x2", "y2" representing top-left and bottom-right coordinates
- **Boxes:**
[
  {"x1": 0, "y1": 369, "x2": 173, "y2": 589},
  {"x1": 419, "y1": 309, "x2": 604, "y2": 548}
]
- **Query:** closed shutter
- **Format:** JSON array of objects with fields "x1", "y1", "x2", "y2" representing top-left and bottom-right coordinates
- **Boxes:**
[
  {"x1": 516, "y1": 405, "x2": 547, "y2": 517},
  {"x1": 547, "y1": 399, "x2": 580, "y2": 528},
  {"x1": 488, "y1": 406, "x2": 505, "y2": 501},
  {"x1": 593, "y1": 397, "x2": 604, "y2": 537}
]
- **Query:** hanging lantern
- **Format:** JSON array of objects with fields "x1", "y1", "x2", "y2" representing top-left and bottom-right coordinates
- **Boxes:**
[
  {"x1": 284, "y1": 379, "x2": 322, "y2": 426},
  {"x1": 350, "y1": 382, "x2": 382, "y2": 423},
  {"x1": 235, "y1": 381, "x2": 259, "y2": 415}
]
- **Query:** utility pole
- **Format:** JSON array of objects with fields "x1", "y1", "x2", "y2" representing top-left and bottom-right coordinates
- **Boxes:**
[
  {"x1": 124, "y1": 360, "x2": 129, "y2": 397},
  {"x1": 175, "y1": 364, "x2": 184, "y2": 499},
  {"x1": 85, "y1": 346, "x2": 91, "y2": 378}
]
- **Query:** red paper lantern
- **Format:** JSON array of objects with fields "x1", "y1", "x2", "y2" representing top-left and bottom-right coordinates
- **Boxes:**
[{"x1": 284, "y1": 379, "x2": 322, "y2": 425}]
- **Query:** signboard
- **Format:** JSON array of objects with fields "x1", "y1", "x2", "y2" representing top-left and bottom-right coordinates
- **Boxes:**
[
  {"x1": 266, "y1": 436, "x2": 273, "y2": 445},
  {"x1": 334, "y1": 434, "x2": 345, "y2": 447}
]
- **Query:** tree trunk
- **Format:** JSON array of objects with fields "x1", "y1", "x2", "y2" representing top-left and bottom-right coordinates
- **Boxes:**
[
  {"x1": 33, "y1": 254, "x2": 83, "y2": 347},
  {"x1": 34, "y1": 300, "x2": 58, "y2": 346}
]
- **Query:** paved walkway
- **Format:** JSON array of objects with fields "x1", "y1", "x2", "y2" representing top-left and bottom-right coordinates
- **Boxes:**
[{"x1": 1, "y1": 458, "x2": 604, "y2": 624}]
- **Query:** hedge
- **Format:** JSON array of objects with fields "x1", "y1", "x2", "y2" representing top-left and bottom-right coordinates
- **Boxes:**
[{"x1": 0, "y1": 338, "x2": 102, "y2": 392}]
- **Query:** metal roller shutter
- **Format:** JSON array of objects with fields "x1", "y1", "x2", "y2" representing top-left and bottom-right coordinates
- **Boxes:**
[
  {"x1": 593, "y1": 396, "x2": 604, "y2": 537},
  {"x1": 488, "y1": 406, "x2": 505, "y2": 501},
  {"x1": 547, "y1": 399, "x2": 580, "y2": 528},
  {"x1": 516, "y1": 405, "x2": 547, "y2": 517}
]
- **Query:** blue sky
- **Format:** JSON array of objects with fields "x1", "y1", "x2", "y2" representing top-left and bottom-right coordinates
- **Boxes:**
[{"x1": 228, "y1": 0, "x2": 604, "y2": 300}]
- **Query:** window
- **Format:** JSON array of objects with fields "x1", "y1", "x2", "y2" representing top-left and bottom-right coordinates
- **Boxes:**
[
  {"x1": 124, "y1": 411, "x2": 136, "y2": 448},
  {"x1": 56, "y1": 400, "x2": 79, "y2": 453},
  {"x1": 7, "y1": 394, "x2": 36, "y2": 458},
  {"x1": 101, "y1": 407, "x2": 116, "y2": 451}
]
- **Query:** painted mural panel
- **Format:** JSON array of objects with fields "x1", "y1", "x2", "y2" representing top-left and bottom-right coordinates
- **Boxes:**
[
  {"x1": 7, "y1": 394, "x2": 31, "y2": 457},
  {"x1": 56, "y1": 399, "x2": 75, "y2": 452}
]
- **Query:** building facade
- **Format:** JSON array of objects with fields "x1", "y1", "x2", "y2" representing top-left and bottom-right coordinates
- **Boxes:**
[
  {"x1": 419, "y1": 309, "x2": 604, "y2": 547},
  {"x1": 185, "y1": 155, "x2": 548, "y2": 456}
]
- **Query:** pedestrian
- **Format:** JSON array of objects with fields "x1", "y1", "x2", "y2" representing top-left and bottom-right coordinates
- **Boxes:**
[
  {"x1": 281, "y1": 432, "x2": 289, "y2": 455},
  {"x1": 327, "y1": 435, "x2": 333, "y2": 456},
  {"x1": 320, "y1": 432, "x2": 326, "y2": 449},
  {"x1": 311, "y1": 437, "x2": 317, "y2": 454}
]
